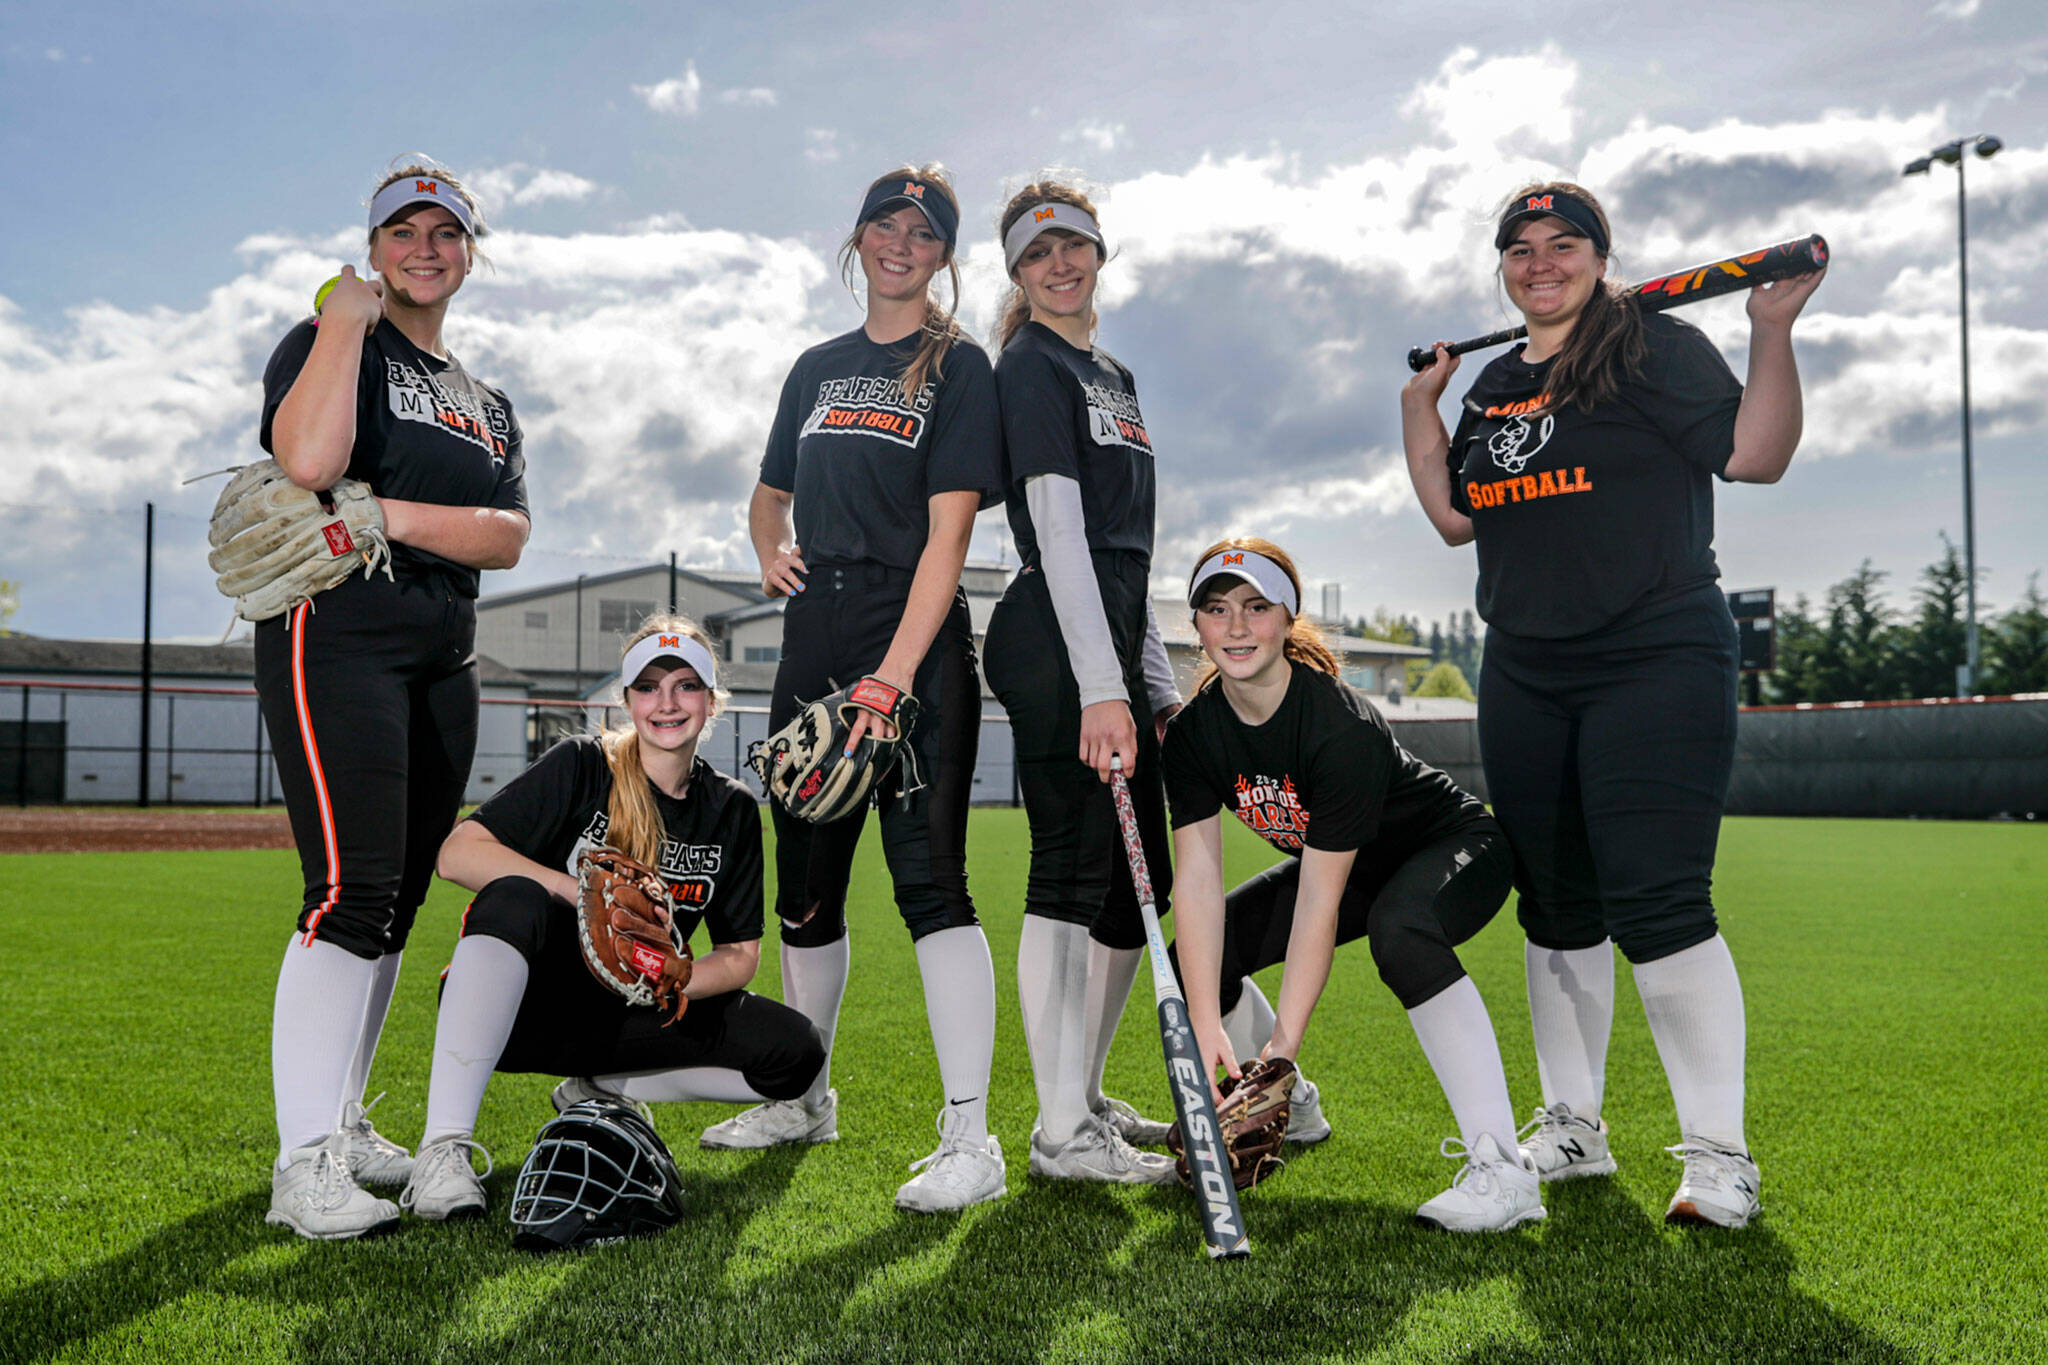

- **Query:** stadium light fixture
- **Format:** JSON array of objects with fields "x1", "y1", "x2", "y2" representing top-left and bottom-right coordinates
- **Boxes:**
[{"x1": 1903, "y1": 133, "x2": 2003, "y2": 696}]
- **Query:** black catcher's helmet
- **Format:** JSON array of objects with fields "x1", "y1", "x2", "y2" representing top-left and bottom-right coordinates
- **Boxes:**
[{"x1": 509, "y1": 1099, "x2": 685, "y2": 1252}]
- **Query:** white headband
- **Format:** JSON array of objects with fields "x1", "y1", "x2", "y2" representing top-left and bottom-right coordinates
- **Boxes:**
[
  {"x1": 620, "y1": 630, "x2": 717, "y2": 692},
  {"x1": 368, "y1": 176, "x2": 477, "y2": 235},
  {"x1": 1187, "y1": 549, "x2": 1300, "y2": 617},
  {"x1": 1004, "y1": 202, "x2": 1106, "y2": 272}
]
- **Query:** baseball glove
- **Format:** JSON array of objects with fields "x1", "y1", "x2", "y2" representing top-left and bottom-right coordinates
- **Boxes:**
[
  {"x1": 575, "y1": 848, "x2": 693, "y2": 1024},
  {"x1": 207, "y1": 459, "x2": 391, "y2": 622},
  {"x1": 1167, "y1": 1056, "x2": 1294, "y2": 1191},
  {"x1": 748, "y1": 675, "x2": 920, "y2": 823}
]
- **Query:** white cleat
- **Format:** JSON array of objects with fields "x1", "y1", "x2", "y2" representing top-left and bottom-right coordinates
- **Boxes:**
[
  {"x1": 1517, "y1": 1103, "x2": 1618, "y2": 1182},
  {"x1": 699, "y1": 1089, "x2": 838, "y2": 1150},
  {"x1": 551, "y1": 1076, "x2": 653, "y2": 1126},
  {"x1": 1665, "y1": 1141, "x2": 1761, "y2": 1228},
  {"x1": 1030, "y1": 1114, "x2": 1178, "y2": 1185},
  {"x1": 1093, "y1": 1095, "x2": 1172, "y2": 1147},
  {"x1": 399, "y1": 1136, "x2": 494, "y2": 1221},
  {"x1": 895, "y1": 1109, "x2": 1007, "y2": 1213},
  {"x1": 339, "y1": 1093, "x2": 414, "y2": 1187},
  {"x1": 1286, "y1": 1076, "x2": 1332, "y2": 1145},
  {"x1": 267, "y1": 1134, "x2": 400, "y2": 1240},
  {"x1": 1415, "y1": 1133, "x2": 1547, "y2": 1233}
]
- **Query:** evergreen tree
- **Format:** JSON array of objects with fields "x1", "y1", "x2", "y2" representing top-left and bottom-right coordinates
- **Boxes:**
[
  {"x1": 1897, "y1": 535, "x2": 1968, "y2": 699},
  {"x1": 1983, "y1": 574, "x2": 2048, "y2": 695},
  {"x1": 1427, "y1": 621, "x2": 1445, "y2": 663},
  {"x1": 1812, "y1": 562, "x2": 1901, "y2": 702},
  {"x1": 1764, "y1": 593, "x2": 1823, "y2": 703},
  {"x1": 1458, "y1": 610, "x2": 1481, "y2": 680}
]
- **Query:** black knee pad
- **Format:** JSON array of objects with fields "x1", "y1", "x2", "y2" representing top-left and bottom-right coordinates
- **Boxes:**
[{"x1": 460, "y1": 876, "x2": 556, "y2": 964}]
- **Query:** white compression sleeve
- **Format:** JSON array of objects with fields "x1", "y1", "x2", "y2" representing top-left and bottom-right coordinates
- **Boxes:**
[
  {"x1": 1024, "y1": 474, "x2": 1127, "y2": 707},
  {"x1": 1139, "y1": 601, "x2": 1180, "y2": 715}
]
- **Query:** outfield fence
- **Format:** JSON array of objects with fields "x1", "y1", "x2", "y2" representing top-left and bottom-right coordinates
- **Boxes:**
[{"x1": 5, "y1": 678, "x2": 2041, "y2": 818}]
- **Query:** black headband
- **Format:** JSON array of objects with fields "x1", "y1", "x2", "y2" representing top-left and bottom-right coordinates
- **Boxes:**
[
  {"x1": 1494, "y1": 190, "x2": 1609, "y2": 254},
  {"x1": 857, "y1": 176, "x2": 958, "y2": 247}
]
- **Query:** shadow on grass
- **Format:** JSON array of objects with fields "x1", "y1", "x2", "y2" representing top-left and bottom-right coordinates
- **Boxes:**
[{"x1": 3, "y1": 1156, "x2": 1912, "y2": 1364}]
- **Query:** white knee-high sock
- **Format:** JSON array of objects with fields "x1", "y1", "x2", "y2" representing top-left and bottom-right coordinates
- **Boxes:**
[
  {"x1": 1634, "y1": 934, "x2": 1748, "y2": 1150},
  {"x1": 1526, "y1": 940, "x2": 1615, "y2": 1119},
  {"x1": 601, "y1": 1068, "x2": 768, "y2": 1104},
  {"x1": 1081, "y1": 939, "x2": 1142, "y2": 1111},
  {"x1": 343, "y1": 950, "x2": 403, "y2": 1104},
  {"x1": 1017, "y1": 916, "x2": 1092, "y2": 1146},
  {"x1": 1407, "y1": 975, "x2": 1519, "y2": 1156},
  {"x1": 421, "y1": 936, "x2": 528, "y2": 1145},
  {"x1": 780, "y1": 937, "x2": 850, "y2": 1106},
  {"x1": 914, "y1": 925, "x2": 996, "y2": 1143},
  {"x1": 272, "y1": 936, "x2": 379, "y2": 1164},
  {"x1": 1222, "y1": 976, "x2": 1277, "y2": 1061}
]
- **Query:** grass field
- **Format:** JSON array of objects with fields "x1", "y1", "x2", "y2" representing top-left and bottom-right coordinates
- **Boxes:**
[{"x1": 2, "y1": 812, "x2": 2044, "y2": 1363}]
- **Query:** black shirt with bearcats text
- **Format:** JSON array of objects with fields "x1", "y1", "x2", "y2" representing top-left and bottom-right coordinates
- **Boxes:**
[
  {"x1": 1160, "y1": 666, "x2": 1488, "y2": 860},
  {"x1": 260, "y1": 318, "x2": 527, "y2": 598},
  {"x1": 464, "y1": 736, "x2": 764, "y2": 948},
  {"x1": 760, "y1": 328, "x2": 1003, "y2": 571},
  {"x1": 996, "y1": 321, "x2": 1156, "y2": 565},
  {"x1": 1446, "y1": 313, "x2": 1742, "y2": 639}
]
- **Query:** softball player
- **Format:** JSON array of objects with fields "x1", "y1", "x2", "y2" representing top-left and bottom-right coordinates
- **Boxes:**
[
  {"x1": 723, "y1": 165, "x2": 1007, "y2": 1213},
  {"x1": 1164, "y1": 538, "x2": 1542, "y2": 1231},
  {"x1": 979, "y1": 179, "x2": 1182, "y2": 1185},
  {"x1": 257, "y1": 160, "x2": 529, "y2": 1240},
  {"x1": 1401, "y1": 181, "x2": 1823, "y2": 1228},
  {"x1": 399, "y1": 619, "x2": 825, "y2": 1220}
]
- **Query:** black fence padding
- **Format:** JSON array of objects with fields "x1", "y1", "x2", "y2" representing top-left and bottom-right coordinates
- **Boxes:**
[{"x1": 1389, "y1": 697, "x2": 2048, "y2": 819}]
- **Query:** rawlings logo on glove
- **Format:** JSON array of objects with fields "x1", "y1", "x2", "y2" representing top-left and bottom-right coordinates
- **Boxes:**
[
  {"x1": 575, "y1": 848, "x2": 693, "y2": 1024},
  {"x1": 206, "y1": 459, "x2": 391, "y2": 623},
  {"x1": 1168, "y1": 1056, "x2": 1293, "y2": 1191},
  {"x1": 749, "y1": 675, "x2": 920, "y2": 823}
]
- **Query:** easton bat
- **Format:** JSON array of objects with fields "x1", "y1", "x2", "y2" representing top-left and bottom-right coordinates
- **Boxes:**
[
  {"x1": 1108, "y1": 760, "x2": 1250, "y2": 1261},
  {"x1": 1406, "y1": 232, "x2": 1829, "y2": 372}
]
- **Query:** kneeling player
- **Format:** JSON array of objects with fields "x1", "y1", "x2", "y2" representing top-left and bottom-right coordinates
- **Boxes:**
[
  {"x1": 400, "y1": 618, "x2": 824, "y2": 1220},
  {"x1": 1163, "y1": 539, "x2": 1542, "y2": 1231}
]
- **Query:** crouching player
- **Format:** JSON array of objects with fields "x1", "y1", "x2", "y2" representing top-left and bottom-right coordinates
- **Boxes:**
[
  {"x1": 1163, "y1": 539, "x2": 1543, "y2": 1230},
  {"x1": 399, "y1": 617, "x2": 824, "y2": 1219}
]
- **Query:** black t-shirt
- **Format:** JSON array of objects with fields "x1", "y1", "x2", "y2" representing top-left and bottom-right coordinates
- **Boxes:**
[
  {"x1": 1160, "y1": 666, "x2": 1488, "y2": 858},
  {"x1": 759, "y1": 327, "x2": 1003, "y2": 571},
  {"x1": 260, "y1": 319, "x2": 528, "y2": 597},
  {"x1": 1446, "y1": 313, "x2": 1741, "y2": 638},
  {"x1": 464, "y1": 736, "x2": 764, "y2": 948},
  {"x1": 996, "y1": 322, "x2": 1156, "y2": 566}
]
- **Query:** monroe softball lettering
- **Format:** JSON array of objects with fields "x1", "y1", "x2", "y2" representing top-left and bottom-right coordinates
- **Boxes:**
[{"x1": 1465, "y1": 466, "x2": 1594, "y2": 508}]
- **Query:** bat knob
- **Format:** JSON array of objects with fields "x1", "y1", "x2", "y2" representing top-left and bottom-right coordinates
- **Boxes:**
[{"x1": 1407, "y1": 346, "x2": 1432, "y2": 373}]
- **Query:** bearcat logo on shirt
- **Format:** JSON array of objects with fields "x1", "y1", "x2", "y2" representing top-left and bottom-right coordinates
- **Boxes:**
[
  {"x1": 386, "y1": 358, "x2": 513, "y2": 463},
  {"x1": 1233, "y1": 772, "x2": 1309, "y2": 853},
  {"x1": 798, "y1": 373, "x2": 936, "y2": 451},
  {"x1": 1034, "y1": 207, "x2": 1058, "y2": 222},
  {"x1": 573, "y1": 813, "x2": 725, "y2": 913},
  {"x1": 1082, "y1": 382, "x2": 1152, "y2": 454},
  {"x1": 321, "y1": 520, "x2": 356, "y2": 557}
]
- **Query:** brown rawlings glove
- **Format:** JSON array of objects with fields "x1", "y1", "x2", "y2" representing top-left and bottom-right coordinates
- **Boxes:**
[
  {"x1": 1167, "y1": 1056, "x2": 1294, "y2": 1191},
  {"x1": 747, "y1": 675, "x2": 920, "y2": 823},
  {"x1": 575, "y1": 848, "x2": 693, "y2": 1023}
]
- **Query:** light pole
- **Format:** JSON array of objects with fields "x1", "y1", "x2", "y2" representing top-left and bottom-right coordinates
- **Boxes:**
[{"x1": 1903, "y1": 132, "x2": 2002, "y2": 697}]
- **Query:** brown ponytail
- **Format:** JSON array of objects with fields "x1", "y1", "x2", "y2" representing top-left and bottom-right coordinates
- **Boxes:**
[
  {"x1": 1499, "y1": 181, "x2": 1644, "y2": 414},
  {"x1": 995, "y1": 177, "x2": 1105, "y2": 351},
  {"x1": 838, "y1": 163, "x2": 965, "y2": 401},
  {"x1": 1187, "y1": 536, "x2": 1341, "y2": 693},
  {"x1": 600, "y1": 614, "x2": 726, "y2": 867}
]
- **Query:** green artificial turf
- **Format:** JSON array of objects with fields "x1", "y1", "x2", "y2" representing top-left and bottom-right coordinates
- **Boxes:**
[{"x1": 1, "y1": 813, "x2": 2043, "y2": 1362}]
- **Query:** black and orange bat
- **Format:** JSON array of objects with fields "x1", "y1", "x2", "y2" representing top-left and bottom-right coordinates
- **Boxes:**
[{"x1": 1406, "y1": 233, "x2": 1828, "y2": 372}]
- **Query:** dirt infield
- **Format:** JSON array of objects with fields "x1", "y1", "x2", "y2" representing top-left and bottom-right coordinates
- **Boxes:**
[{"x1": 0, "y1": 807, "x2": 297, "y2": 854}]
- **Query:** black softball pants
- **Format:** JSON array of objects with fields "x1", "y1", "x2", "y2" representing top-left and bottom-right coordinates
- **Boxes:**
[
  {"x1": 981, "y1": 553, "x2": 1171, "y2": 951},
  {"x1": 461, "y1": 876, "x2": 824, "y2": 1100},
  {"x1": 254, "y1": 570, "x2": 479, "y2": 960},
  {"x1": 1478, "y1": 583, "x2": 1740, "y2": 964},
  {"x1": 767, "y1": 562, "x2": 981, "y2": 945},
  {"x1": 1172, "y1": 825, "x2": 1512, "y2": 1013}
]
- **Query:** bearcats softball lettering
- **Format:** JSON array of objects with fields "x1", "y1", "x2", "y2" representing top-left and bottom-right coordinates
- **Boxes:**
[
  {"x1": 1446, "y1": 313, "x2": 1740, "y2": 639},
  {"x1": 997, "y1": 321, "x2": 1155, "y2": 562}
]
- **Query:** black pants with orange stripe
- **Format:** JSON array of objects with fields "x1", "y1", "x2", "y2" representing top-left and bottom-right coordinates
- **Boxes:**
[
  {"x1": 254, "y1": 570, "x2": 480, "y2": 960},
  {"x1": 768, "y1": 562, "x2": 980, "y2": 945}
]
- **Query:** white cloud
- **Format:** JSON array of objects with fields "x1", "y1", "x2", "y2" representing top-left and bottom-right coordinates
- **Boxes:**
[
  {"x1": 1063, "y1": 121, "x2": 1126, "y2": 153},
  {"x1": 804, "y1": 129, "x2": 841, "y2": 164},
  {"x1": 634, "y1": 64, "x2": 703, "y2": 116},
  {"x1": 718, "y1": 87, "x2": 778, "y2": 107},
  {"x1": 1931, "y1": 0, "x2": 1982, "y2": 17},
  {"x1": 467, "y1": 164, "x2": 602, "y2": 215},
  {"x1": 44, "y1": 47, "x2": 64, "y2": 62}
]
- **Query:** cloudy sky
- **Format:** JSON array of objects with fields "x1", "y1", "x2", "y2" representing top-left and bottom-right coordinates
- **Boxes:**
[{"x1": 3, "y1": 1, "x2": 2044, "y2": 645}]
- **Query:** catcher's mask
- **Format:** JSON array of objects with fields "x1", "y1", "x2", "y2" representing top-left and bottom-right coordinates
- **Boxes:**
[{"x1": 509, "y1": 1100, "x2": 685, "y2": 1252}]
